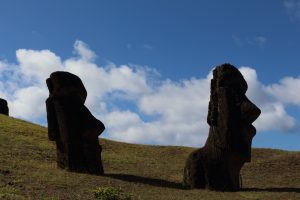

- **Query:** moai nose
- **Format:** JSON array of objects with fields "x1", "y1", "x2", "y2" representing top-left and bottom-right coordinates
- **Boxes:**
[{"x1": 240, "y1": 97, "x2": 261, "y2": 123}]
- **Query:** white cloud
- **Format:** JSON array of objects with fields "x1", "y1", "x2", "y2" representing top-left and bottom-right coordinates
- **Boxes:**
[
  {"x1": 254, "y1": 103, "x2": 296, "y2": 132},
  {"x1": 137, "y1": 77, "x2": 211, "y2": 146},
  {"x1": 0, "y1": 61, "x2": 8, "y2": 73},
  {"x1": 9, "y1": 86, "x2": 48, "y2": 119},
  {"x1": 266, "y1": 76, "x2": 300, "y2": 105},
  {"x1": 73, "y1": 40, "x2": 97, "y2": 61},
  {"x1": 0, "y1": 40, "x2": 299, "y2": 147},
  {"x1": 16, "y1": 49, "x2": 63, "y2": 84},
  {"x1": 239, "y1": 67, "x2": 297, "y2": 132},
  {"x1": 284, "y1": 0, "x2": 300, "y2": 21},
  {"x1": 139, "y1": 78, "x2": 210, "y2": 121}
]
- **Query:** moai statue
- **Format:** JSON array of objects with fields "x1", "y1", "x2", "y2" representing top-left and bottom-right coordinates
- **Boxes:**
[
  {"x1": 183, "y1": 64, "x2": 261, "y2": 191},
  {"x1": 0, "y1": 98, "x2": 9, "y2": 116},
  {"x1": 46, "y1": 71, "x2": 105, "y2": 175}
]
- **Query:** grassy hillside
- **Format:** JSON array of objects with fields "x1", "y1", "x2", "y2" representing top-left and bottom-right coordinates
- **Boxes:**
[{"x1": 0, "y1": 114, "x2": 299, "y2": 199}]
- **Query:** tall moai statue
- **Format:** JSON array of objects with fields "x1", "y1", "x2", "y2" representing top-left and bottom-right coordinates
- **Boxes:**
[
  {"x1": 46, "y1": 71, "x2": 105, "y2": 175},
  {"x1": 183, "y1": 64, "x2": 261, "y2": 191},
  {"x1": 0, "y1": 98, "x2": 9, "y2": 116}
]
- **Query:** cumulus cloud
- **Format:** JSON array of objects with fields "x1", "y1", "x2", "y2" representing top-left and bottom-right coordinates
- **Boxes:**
[
  {"x1": 0, "y1": 40, "x2": 298, "y2": 147},
  {"x1": 0, "y1": 61, "x2": 8, "y2": 73},
  {"x1": 266, "y1": 76, "x2": 300, "y2": 105},
  {"x1": 239, "y1": 67, "x2": 297, "y2": 132},
  {"x1": 16, "y1": 49, "x2": 63, "y2": 84},
  {"x1": 73, "y1": 40, "x2": 97, "y2": 61},
  {"x1": 9, "y1": 86, "x2": 48, "y2": 119}
]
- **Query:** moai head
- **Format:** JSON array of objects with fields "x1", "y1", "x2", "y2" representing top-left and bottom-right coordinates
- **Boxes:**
[
  {"x1": 46, "y1": 71, "x2": 87, "y2": 102},
  {"x1": 46, "y1": 71, "x2": 105, "y2": 174},
  {"x1": 207, "y1": 64, "x2": 261, "y2": 161},
  {"x1": 0, "y1": 98, "x2": 9, "y2": 116}
]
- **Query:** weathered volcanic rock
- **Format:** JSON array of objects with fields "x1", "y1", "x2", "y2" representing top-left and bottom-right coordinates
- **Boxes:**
[
  {"x1": 183, "y1": 64, "x2": 261, "y2": 191},
  {"x1": 0, "y1": 98, "x2": 9, "y2": 116},
  {"x1": 46, "y1": 71, "x2": 105, "y2": 175}
]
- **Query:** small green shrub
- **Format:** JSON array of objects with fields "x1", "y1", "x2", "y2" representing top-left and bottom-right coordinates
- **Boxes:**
[{"x1": 93, "y1": 186, "x2": 132, "y2": 200}]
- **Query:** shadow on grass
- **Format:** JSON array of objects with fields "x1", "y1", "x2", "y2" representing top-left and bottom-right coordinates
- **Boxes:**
[
  {"x1": 242, "y1": 187, "x2": 300, "y2": 193},
  {"x1": 104, "y1": 174, "x2": 300, "y2": 193},
  {"x1": 105, "y1": 173, "x2": 185, "y2": 190}
]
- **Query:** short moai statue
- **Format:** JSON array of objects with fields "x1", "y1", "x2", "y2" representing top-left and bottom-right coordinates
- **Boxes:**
[
  {"x1": 0, "y1": 98, "x2": 9, "y2": 116},
  {"x1": 46, "y1": 71, "x2": 105, "y2": 175},
  {"x1": 183, "y1": 64, "x2": 261, "y2": 191}
]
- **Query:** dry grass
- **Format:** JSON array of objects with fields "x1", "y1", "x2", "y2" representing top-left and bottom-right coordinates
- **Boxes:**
[{"x1": 0, "y1": 114, "x2": 299, "y2": 199}]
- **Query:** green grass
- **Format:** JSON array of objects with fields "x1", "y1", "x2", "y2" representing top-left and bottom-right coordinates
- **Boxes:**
[
  {"x1": 93, "y1": 186, "x2": 132, "y2": 200},
  {"x1": 0, "y1": 114, "x2": 299, "y2": 199}
]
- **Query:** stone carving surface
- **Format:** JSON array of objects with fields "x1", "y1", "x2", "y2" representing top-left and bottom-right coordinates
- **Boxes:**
[
  {"x1": 183, "y1": 64, "x2": 261, "y2": 191},
  {"x1": 46, "y1": 71, "x2": 105, "y2": 175},
  {"x1": 0, "y1": 98, "x2": 9, "y2": 116}
]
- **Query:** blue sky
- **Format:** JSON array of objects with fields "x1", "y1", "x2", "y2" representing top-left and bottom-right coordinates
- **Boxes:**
[{"x1": 0, "y1": 0, "x2": 300, "y2": 150}]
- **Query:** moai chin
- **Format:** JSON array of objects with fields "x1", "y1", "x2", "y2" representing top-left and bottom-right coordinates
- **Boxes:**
[
  {"x1": 183, "y1": 64, "x2": 261, "y2": 191},
  {"x1": 0, "y1": 98, "x2": 9, "y2": 116},
  {"x1": 46, "y1": 71, "x2": 105, "y2": 175}
]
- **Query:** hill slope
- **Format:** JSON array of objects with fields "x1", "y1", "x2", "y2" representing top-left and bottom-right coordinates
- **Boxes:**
[{"x1": 0, "y1": 114, "x2": 299, "y2": 199}]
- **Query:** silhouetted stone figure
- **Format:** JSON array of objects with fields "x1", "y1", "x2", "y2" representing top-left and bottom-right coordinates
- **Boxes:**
[
  {"x1": 0, "y1": 98, "x2": 9, "y2": 116},
  {"x1": 183, "y1": 64, "x2": 261, "y2": 191},
  {"x1": 46, "y1": 71, "x2": 105, "y2": 175}
]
